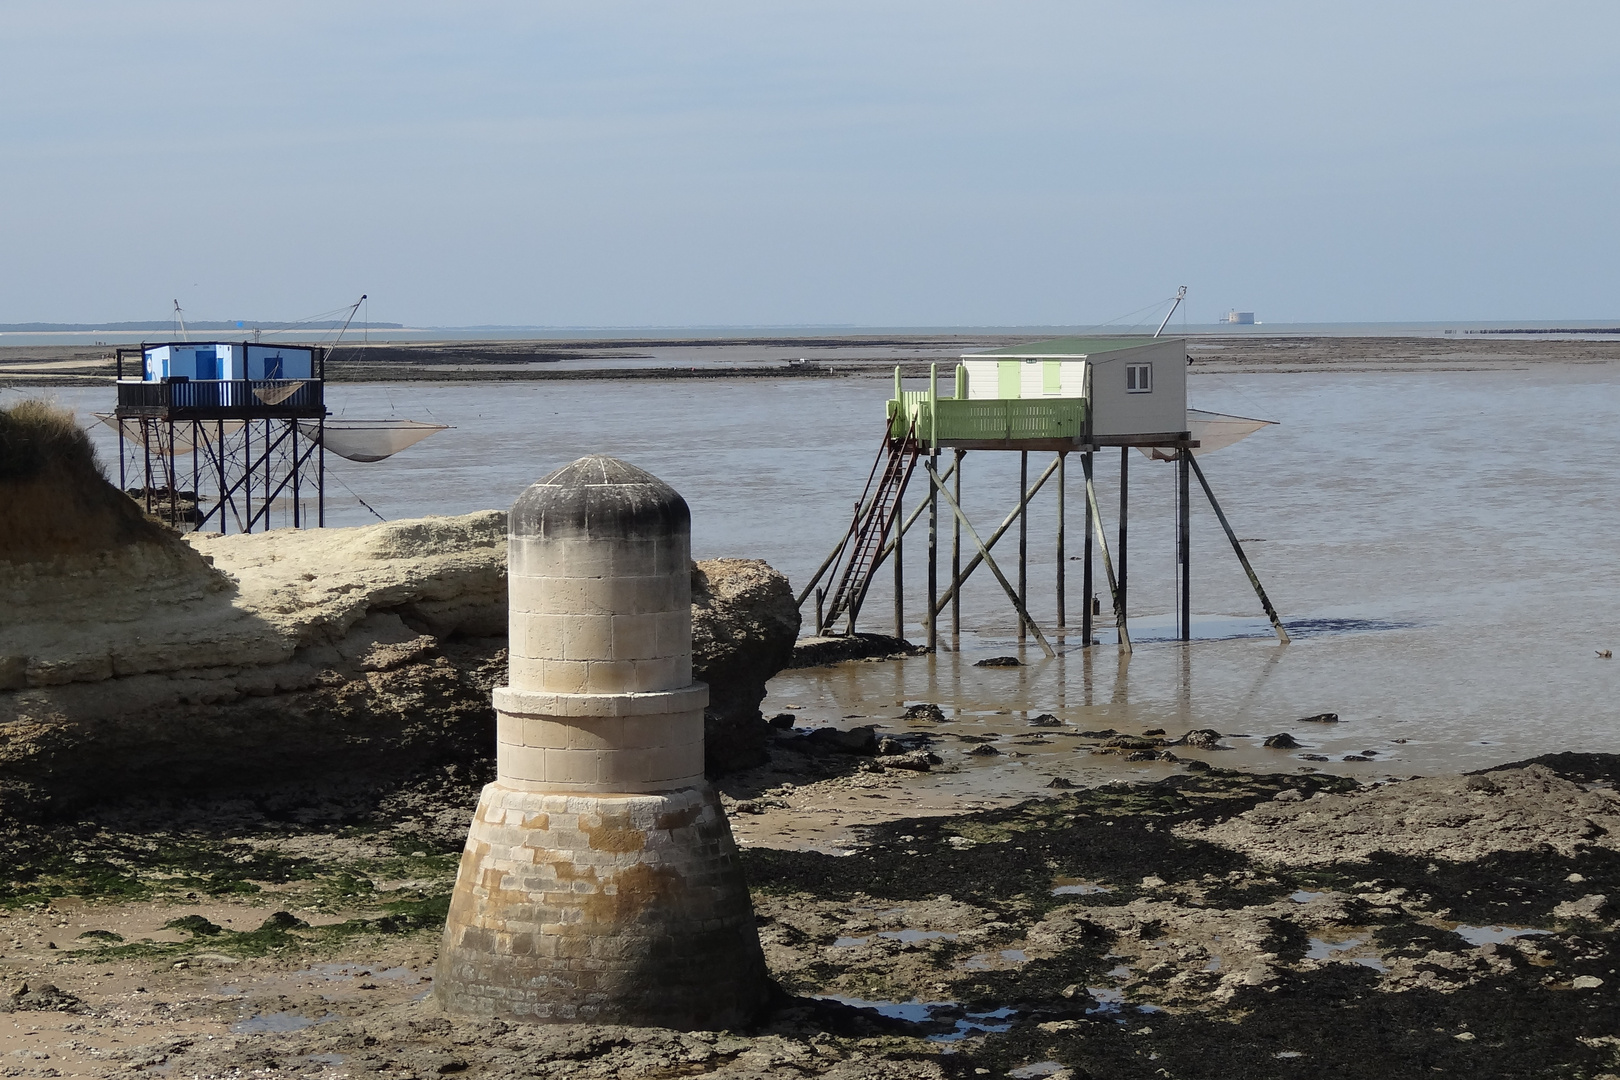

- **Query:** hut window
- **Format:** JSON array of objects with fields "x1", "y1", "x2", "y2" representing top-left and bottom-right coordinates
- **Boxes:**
[{"x1": 1126, "y1": 363, "x2": 1153, "y2": 393}]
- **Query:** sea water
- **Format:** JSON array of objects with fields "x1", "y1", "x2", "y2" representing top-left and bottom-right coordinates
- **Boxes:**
[{"x1": 20, "y1": 359, "x2": 1620, "y2": 779}]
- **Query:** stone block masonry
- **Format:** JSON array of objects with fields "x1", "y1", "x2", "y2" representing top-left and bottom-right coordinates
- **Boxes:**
[{"x1": 436, "y1": 455, "x2": 769, "y2": 1028}]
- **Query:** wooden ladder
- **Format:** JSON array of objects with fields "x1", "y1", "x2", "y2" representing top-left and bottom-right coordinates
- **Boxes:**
[{"x1": 820, "y1": 424, "x2": 922, "y2": 633}]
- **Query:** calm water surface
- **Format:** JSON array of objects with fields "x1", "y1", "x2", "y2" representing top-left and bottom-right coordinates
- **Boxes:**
[{"x1": 21, "y1": 361, "x2": 1620, "y2": 782}]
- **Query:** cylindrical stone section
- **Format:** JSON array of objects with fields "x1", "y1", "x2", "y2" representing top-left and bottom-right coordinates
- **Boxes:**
[{"x1": 436, "y1": 456, "x2": 770, "y2": 1029}]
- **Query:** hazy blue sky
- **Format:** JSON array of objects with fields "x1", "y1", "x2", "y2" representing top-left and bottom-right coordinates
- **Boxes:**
[{"x1": 4, "y1": 2, "x2": 1617, "y2": 327}]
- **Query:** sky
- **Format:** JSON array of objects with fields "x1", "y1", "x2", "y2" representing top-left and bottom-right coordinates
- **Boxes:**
[{"x1": 3, "y1": 2, "x2": 1618, "y2": 328}]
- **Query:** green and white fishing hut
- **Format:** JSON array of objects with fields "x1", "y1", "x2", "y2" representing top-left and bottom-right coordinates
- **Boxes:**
[
  {"x1": 887, "y1": 336, "x2": 1190, "y2": 450},
  {"x1": 812, "y1": 332, "x2": 1286, "y2": 660}
]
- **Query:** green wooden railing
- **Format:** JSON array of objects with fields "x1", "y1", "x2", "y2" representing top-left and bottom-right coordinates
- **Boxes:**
[{"x1": 887, "y1": 366, "x2": 1087, "y2": 445}]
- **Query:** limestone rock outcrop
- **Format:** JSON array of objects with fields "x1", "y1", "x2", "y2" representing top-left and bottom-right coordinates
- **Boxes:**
[
  {"x1": 690, "y1": 559, "x2": 801, "y2": 776},
  {"x1": 2, "y1": 494, "x2": 508, "y2": 816},
  {"x1": 2, "y1": 404, "x2": 802, "y2": 815}
]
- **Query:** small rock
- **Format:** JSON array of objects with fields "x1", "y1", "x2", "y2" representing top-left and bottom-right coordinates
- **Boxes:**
[
  {"x1": 258, "y1": 911, "x2": 310, "y2": 932},
  {"x1": 1342, "y1": 754, "x2": 1372, "y2": 762},
  {"x1": 1046, "y1": 777, "x2": 1076, "y2": 788},
  {"x1": 165, "y1": 915, "x2": 224, "y2": 937},
  {"x1": 902, "y1": 703, "x2": 946, "y2": 722},
  {"x1": 1272, "y1": 788, "x2": 1305, "y2": 803},
  {"x1": 808, "y1": 725, "x2": 878, "y2": 755},
  {"x1": 1300, "y1": 753, "x2": 1329, "y2": 762},
  {"x1": 1028, "y1": 713, "x2": 1063, "y2": 727},
  {"x1": 1142, "y1": 728, "x2": 1166, "y2": 736},
  {"x1": 1573, "y1": 975, "x2": 1604, "y2": 989},
  {"x1": 1106, "y1": 736, "x2": 1162, "y2": 750},
  {"x1": 1298, "y1": 712, "x2": 1340, "y2": 723},
  {"x1": 1263, "y1": 733, "x2": 1299, "y2": 749},
  {"x1": 1567, "y1": 873, "x2": 1586, "y2": 884},
  {"x1": 876, "y1": 736, "x2": 908, "y2": 756},
  {"x1": 1553, "y1": 894, "x2": 1610, "y2": 921},
  {"x1": 768, "y1": 712, "x2": 797, "y2": 729},
  {"x1": 4, "y1": 982, "x2": 84, "y2": 1014},
  {"x1": 974, "y1": 656, "x2": 1022, "y2": 667},
  {"x1": 1454, "y1": 1031, "x2": 1476, "y2": 1041},
  {"x1": 887, "y1": 751, "x2": 942, "y2": 772},
  {"x1": 1141, "y1": 876, "x2": 1166, "y2": 888},
  {"x1": 1179, "y1": 729, "x2": 1224, "y2": 750},
  {"x1": 967, "y1": 744, "x2": 1002, "y2": 756}
]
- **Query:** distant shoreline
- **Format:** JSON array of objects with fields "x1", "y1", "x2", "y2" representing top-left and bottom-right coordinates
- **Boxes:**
[{"x1": 2, "y1": 333, "x2": 1618, "y2": 387}]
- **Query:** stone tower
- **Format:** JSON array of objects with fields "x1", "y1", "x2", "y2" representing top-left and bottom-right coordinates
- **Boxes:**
[{"x1": 435, "y1": 456, "x2": 769, "y2": 1029}]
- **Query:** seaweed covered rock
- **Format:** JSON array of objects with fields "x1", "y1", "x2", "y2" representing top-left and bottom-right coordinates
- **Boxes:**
[{"x1": 691, "y1": 558, "x2": 801, "y2": 775}]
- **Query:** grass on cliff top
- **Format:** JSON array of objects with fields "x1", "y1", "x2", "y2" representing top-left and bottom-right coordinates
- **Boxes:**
[
  {"x1": 0, "y1": 397, "x2": 172, "y2": 556},
  {"x1": 0, "y1": 398, "x2": 95, "y2": 482}
]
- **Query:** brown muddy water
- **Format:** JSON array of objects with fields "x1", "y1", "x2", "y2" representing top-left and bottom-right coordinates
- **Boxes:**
[{"x1": 23, "y1": 361, "x2": 1620, "y2": 785}]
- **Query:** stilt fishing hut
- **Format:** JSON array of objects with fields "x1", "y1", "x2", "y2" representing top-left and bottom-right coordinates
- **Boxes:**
[
  {"x1": 108, "y1": 340, "x2": 445, "y2": 533},
  {"x1": 797, "y1": 331, "x2": 1288, "y2": 654}
]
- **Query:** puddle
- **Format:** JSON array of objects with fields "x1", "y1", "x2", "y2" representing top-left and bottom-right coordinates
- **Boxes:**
[
  {"x1": 1305, "y1": 937, "x2": 1389, "y2": 971},
  {"x1": 1305, "y1": 936, "x2": 1362, "y2": 960},
  {"x1": 1051, "y1": 879, "x2": 1112, "y2": 897},
  {"x1": 1009, "y1": 1063, "x2": 1067, "y2": 1079},
  {"x1": 1203, "y1": 956, "x2": 1223, "y2": 972},
  {"x1": 1454, "y1": 924, "x2": 1551, "y2": 946},
  {"x1": 1290, "y1": 890, "x2": 1328, "y2": 903},
  {"x1": 230, "y1": 1011, "x2": 335, "y2": 1034},
  {"x1": 293, "y1": 963, "x2": 416, "y2": 981},
  {"x1": 958, "y1": 948, "x2": 1029, "y2": 971},
  {"x1": 1107, "y1": 964, "x2": 1131, "y2": 979},
  {"x1": 833, "y1": 929, "x2": 958, "y2": 947},
  {"x1": 1085, "y1": 986, "x2": 1162, "y2": 1018},
  {"x1": 817, "y1": 996, "x2": 1018, "y2": 1041}
]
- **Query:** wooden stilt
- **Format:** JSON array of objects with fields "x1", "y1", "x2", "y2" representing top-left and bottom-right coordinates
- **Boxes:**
[
  {"x1": 952, "y1": 449, "x2": 963, "y2": 639},
  {"x1": 933, "y1": 456, "x2": 1059, "y2": 616},
  {"x1": 1178, "y1": 448, "x2": 1191, "y2": 642},
  {"x1": 894, "y1": 495, "x2": 904, "y2": 638},
  {"x1": 1082, "y1": 453, "x2": 1131, "y2": 652},
  {"x1": 1082, "y1": 450, "x2": 1093, "y2": 646},
  {"x1": 1118, "y1": 446, "x2": 1129, "y2": 626},
  {"x1": 1188, "y1": 454, "x2": 1290, "y2": 644},
  {"x1": 1056, "y1": 452, "x2": 1066, "y2": 629},
  {"x1": 1018, "y1": 450, "x2": 1028, "y2": 642},
  {"x1": 927, "y1": 462, "x2": 1055, "y2": 658},
  {"x1": 927, "y1": 448, "x2": 938, "y2": 652}
]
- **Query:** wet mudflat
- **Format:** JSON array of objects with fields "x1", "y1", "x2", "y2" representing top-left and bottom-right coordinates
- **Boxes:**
[{"x1": 4, "y1": 749, "x2": 1620, "y2": 1078}]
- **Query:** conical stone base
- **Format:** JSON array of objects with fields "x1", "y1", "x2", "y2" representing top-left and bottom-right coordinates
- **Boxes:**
[{"x1": 435, "y1": 782, "x2": 769, "y2": 1029}]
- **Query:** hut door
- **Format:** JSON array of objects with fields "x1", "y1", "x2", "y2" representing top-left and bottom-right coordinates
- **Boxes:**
[
  {"x1": 194, "y1": 348, "x2": 219, "y2": 380},
  {"x1": 997, "y1": 361, "x2": 1021, "y2": 399}
]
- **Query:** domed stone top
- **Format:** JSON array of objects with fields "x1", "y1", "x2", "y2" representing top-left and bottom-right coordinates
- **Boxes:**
[{"x1": 510, "y1": 455, "x2": 690, "y2": 541}]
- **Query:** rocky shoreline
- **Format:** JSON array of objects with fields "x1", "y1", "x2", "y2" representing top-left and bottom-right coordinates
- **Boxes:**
[
  {"x1": 2, "y1": 750, "x2": 1618, "y2": 1077},
  {"x1": 6, "y1": 400, "x2": 1619, "y2": 1076}
]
